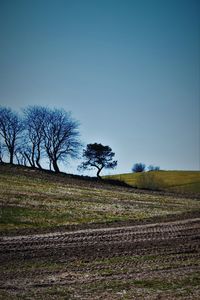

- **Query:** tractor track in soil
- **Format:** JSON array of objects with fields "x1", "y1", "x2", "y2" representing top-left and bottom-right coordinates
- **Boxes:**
[
  {"x1": 0, "y1": 217, "x2": 200, "y2": 299},
  {"x1": 0, "y1": 218, "x2": 200, "y2": 261}
]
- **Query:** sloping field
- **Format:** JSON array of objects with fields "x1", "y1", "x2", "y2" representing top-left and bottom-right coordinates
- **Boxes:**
[
  {"x1": 105, "y1": 171, "x2": 200, "y2": 194},
  {"x1": 0, "y1": 165, "x2": 200, "y2": 233},
  {"x1": 1, "y1": 218, "x2": 200, "y2": 299},
  {"x1": 0, "y1": 164, "x2": 200, "y2": 299}
]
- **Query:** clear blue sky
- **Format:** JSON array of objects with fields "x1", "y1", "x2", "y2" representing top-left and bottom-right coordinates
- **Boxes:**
[{"x1": 0, "y1": 0, "x2": 200, "y2": 174}]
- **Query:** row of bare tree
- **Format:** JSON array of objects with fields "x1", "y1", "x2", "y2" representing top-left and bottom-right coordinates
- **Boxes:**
[{"x1": 0, "y1": 106, "x2": 81, "y2": 173}]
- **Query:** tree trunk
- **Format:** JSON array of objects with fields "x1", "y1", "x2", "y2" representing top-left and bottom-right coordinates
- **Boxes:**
[
  {"x1": 9, "y1": 149, "x2": 14, "y2": 164},
  {"x1": 36, "y1": 159, "x2": 42, "y2": 169},
  {"x1": 97, "y1": 168, "x2": 102, "y2": 179},
  {"x1": 31, "y1": 145, "x2": 36, "y2": 168},
  {"x1": 36, "y1": 144, "x2": 42, "y2": 169},
  {"x1": 24, "y1": 152, "x2": 35, "y2": 168},
  {"x1": 49, "y1": 159, "x2": 52, "y2": 171},
  {"x1": 52, "y1": 159, "x2": 60, "y2": 173},
  {"x1": 16, "y1": 156, "x2": 20, "y2": 165}
]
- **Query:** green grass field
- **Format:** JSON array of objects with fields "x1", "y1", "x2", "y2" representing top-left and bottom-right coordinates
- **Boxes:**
[
  {"x1": 105, "y1": 170, "x2": 200, "y2": 194},
  {"x1": 0, "y1": 164, "x2": 200, "y2": 234}
]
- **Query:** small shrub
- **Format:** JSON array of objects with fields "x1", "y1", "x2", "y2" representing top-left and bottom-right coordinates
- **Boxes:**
[
  {"x1": 132, "y1": 163, "x2": 146, "y2": 173},
  {"x1": 148, "y1": 165, "x2": 160, "y2": 171}
]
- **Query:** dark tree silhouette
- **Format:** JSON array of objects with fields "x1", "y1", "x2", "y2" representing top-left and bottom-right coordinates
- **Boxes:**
[
  {"x1": 148, "y1": 165, "x2": 160, "y2": 171},
  {"x1": 43, "y1": 108, "x2": 81, "y2": 173},
  {"x1": 23, "y1": 106, "x2": 47, "y2": 169},
  {"x1": 132, "y1": 162, "x2": 146, "y2": 173},
  {"x1": 0, "y1": 142, "x2": 4, "y2": 163},
  {"x1": 0, "y1": 107, "x2": 24, "y2": 164},
  {"x1": 15, "y1": 145, "x2": 28, "y2": 166},
  {"x1": 23, "y1": 145, "x2": 36, "y2": 168},
  {"x1": 79, "y1": 143, "x2": 117, "y2": 178}
]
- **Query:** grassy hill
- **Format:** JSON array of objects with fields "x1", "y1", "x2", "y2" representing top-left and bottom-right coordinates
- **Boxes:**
[
  {"x1": 1, "y1": 164, "x2": 200, "y2": 299},
  {"x1": 105, "y1": 170, "x2": 200, "y2": 194},
  {"x1": 0, "y1": 164, "x2": 200, "y2": 234}
]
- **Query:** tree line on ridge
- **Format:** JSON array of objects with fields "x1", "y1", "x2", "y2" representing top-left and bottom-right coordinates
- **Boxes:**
[{"x1": 0, "y1": 106, "x2": 117, "y2": 178}]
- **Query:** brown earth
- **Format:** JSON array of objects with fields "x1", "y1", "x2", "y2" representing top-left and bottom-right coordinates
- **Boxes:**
[{"x1": 0, "y1": 215, "x2": 200, "y2": 299}]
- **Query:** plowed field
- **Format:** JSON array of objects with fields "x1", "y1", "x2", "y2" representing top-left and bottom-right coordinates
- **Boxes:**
[
  {"x1": 1, "y1": 217, "x2": 200, "y2": 299},
  {"x1": 0, "y1": 165, "x2": 200, "y2": 299}
]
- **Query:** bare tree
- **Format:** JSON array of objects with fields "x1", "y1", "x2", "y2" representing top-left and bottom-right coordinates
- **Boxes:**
[
  {"x1": 0, "y1": 107, "x2": 24, "y2": 164},
  {"x1": 78, "y1": 143, "x2": 117, "y2": 178},
  {"x1": 23, "y1": 106, "x2": 47, "y2": 169},
  {"x1": 43, "y1": 108, "x2": 81, "y2": 173},
  {"x1": 22, "y1": 143, "x2": 36, "y2": 168},
  {"x1": 14, "y1": 145, "x2": 28, "y2": 166}
]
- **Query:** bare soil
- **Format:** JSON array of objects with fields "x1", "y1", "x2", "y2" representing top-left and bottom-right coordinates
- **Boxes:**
[{"x1": 0, "y1": 215, "x2": 200, "y2": 299}]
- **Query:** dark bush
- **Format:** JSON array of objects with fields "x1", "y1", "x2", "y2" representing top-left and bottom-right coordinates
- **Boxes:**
[
  {"x1": 132, "y1": 163, "x2": 146, "y2": 173},
  {"x1": 148, "y1": 165, "x2": 160, "y2": 171}
]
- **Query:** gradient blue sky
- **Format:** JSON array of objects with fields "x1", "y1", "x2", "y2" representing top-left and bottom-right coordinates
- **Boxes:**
[{"x1": 0, "y1": 0, "x2": 200, "y2": 175}]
